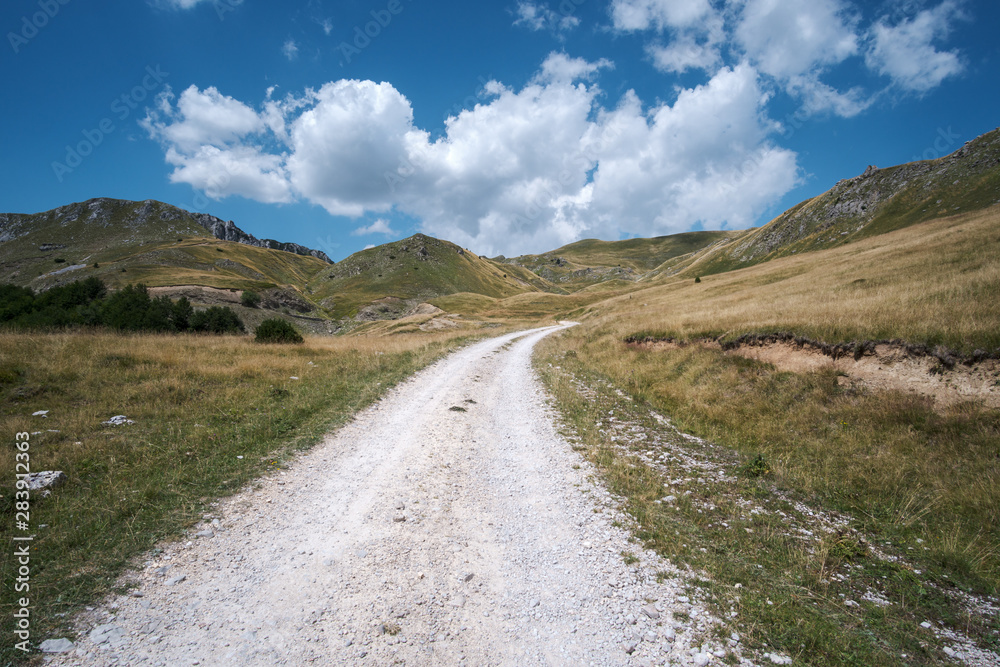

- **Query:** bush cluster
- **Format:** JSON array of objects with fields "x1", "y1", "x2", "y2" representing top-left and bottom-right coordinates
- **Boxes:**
[
  {"x1": 254, "y1": 318, "x2": 303, "y2": 344},
  {"x1": 0, "y1": 278, "x2": 244, "y2": 334}
]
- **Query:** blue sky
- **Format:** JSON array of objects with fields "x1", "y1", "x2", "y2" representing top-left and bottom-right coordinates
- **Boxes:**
[{"x1": 2, "y1": 0, "x2": 997, "y2": 260}]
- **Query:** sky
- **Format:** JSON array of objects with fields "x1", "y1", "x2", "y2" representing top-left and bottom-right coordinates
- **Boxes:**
[{"x1": 2, "y1": 0, "x2": 998, "y2": 261}]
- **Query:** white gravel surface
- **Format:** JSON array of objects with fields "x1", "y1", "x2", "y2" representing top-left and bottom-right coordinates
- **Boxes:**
[{"x1": 48, "y1": 325, "x2": 744, "y2": 666}]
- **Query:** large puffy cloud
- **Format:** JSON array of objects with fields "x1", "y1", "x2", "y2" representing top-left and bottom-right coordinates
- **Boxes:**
[
  {"x1": 285, "y1": 80, "x2": 421, "y2": 217},
  {"x1": 143, "y1": 55, "x2": 800, "y2": 256},
  {"x1": 866, "y1": 1, "x2": 965, "y2": 92},
  {"x1": 586, "y1": 64, "x2": 798, "y2": 237}
]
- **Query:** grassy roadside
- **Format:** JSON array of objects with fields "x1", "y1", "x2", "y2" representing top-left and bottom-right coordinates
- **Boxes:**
[
  {"x1": 0, "y1": 328, "x2": 475, "y2": 665},
  {"x1": 530, "y1": 210, "x2": 1000, "y2": 664},
  {"x1": 535, "y1": 330, "x2": 1000, "y2": 665}
]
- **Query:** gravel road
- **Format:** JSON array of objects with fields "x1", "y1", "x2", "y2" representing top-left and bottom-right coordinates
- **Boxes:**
[{"x1": 49, "y1": 325, "x2": 742, "y2": 666}]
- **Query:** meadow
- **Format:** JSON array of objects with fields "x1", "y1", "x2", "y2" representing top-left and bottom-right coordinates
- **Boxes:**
[{"x1": 0, "y1": 328, "x2": 473, "y2": 664}]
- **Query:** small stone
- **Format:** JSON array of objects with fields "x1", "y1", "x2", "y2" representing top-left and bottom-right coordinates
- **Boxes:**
[
  {"x1": 920, "y1": 621, "x2": 932, "y2": 629},
  {"x1": 463, "y1": 573, "x2": 474, "y2": 583},
  {"x1": 102, "y1": 415, "x2": 135, "y2": 426},
  {"x1": 530, "y1": 599, "x2": 540, "y2": 608},
  {"x1": 394, "y1": 500, "x2": 406, "y2": 510},
  {"x1": 195, "y1": 529, "x2": 214, "y2": 538},
  {"x1": 33, "y1": 410, "x2": 49, "y2": 417},
  {"x1": 393, "y1": 514, "x2": 407, "y2": 523},
  {"x1": 39, "y1": 638, "x2": 75, "y2": 653},
  {"x1": 89, "y1": 624, "x2": 125, "y2": 645},
  {"x1": 25, "y1": 471, "x2": 67, "y2": 492},
  {"x1": 644, "y1": 631, "x2": 657, "y2": 643},
  {"x1": 693, "y1": 653, "x2": 711, "y2": 666},
  {"x1": 165, "y1": 575, "x2": 186, "y2": 586},
  {"x1": 622, "y1": 641, "x2": 638, "y2": 655},
  {"x1": 140, "y1": 619, "x2": 163, "y2": 635},
  {"x1": 449, "y1": 595, "x2": 466, "y2": 608},
  {"x1": 663, "y1": 626, "x2": 676, "y2": 641},
  {"x1": 641, "y1": 604, "x2": 660, "y2": 620}
]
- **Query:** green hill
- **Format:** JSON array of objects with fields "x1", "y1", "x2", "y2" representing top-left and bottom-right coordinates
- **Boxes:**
[
  {"x1": 306, "y1": 234, "x2": 555, "y2": 319},
  {"x1": 498, "y1": 231, "x2": 730, "y2": 291}
]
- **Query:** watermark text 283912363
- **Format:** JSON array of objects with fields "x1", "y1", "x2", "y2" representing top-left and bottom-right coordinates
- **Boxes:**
[
  {"x1": 12, "y1": 432, "x2": 33, "y2": 653},
  {"x1": 51, "y1": 65, "x2": 169, "y2": 183},
  {"x1": 7, "y1": 0, "x2": 71, "y2": 54}
]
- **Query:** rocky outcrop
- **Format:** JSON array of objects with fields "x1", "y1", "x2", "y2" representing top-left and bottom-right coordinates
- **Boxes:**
[
  {"x1": 189, "y1": 212, "x2": 332, "y2": 263},
  {"x1": 726, "y1": 127, "x2": 1000, "y2": 264}
]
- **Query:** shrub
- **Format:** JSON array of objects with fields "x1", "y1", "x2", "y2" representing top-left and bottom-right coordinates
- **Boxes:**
[
  {"x1": 190, "y1": 306, "x2": 245, "y2": 334},
  {"x1": 240, "y1": 290, "x2": 261, "y2": 308},
  {"x1": 255, "y1": 318, "x2": 303, "y2": 344},
  {"x1": 695, "y1": 276, "x2": 702, "y2": 283}
]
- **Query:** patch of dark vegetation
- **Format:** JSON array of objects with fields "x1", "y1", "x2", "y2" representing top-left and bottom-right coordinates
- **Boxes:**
[
  {"x1": 0, "y1": 278, "x2": 244, "y2": 335},
  {"x1": 254, "y1": 318, "x2": 304, "y2": 344}
]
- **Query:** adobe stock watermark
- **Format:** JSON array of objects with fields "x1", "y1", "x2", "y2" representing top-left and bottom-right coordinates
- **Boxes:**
[
  {"x1": 7, "y1": 0, "x2": 71, "y2": 54},
  {"x1": 336, "y1": 0, "x2": 412, "y2": 66},
  {"x1": 51, "y1": 65, "x2": 169, "y2": 183},
  {"x1": 912, "y1": 126, "x2": 960, "y2": 162},
  {"x1": 314, "y1": 235, "x2": 342, "y2": 260},
  {"x1": 12, "y1": 432, "x2": 33, "y2": 653}
]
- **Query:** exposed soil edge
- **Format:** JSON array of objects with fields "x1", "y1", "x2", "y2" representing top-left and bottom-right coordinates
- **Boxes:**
[
  {"x1": 625, "y1": 332, "x2": 1000, "y2": 369},
  {"x1": 625, "y1": 333, "x2": 1000, "y2": 409}
]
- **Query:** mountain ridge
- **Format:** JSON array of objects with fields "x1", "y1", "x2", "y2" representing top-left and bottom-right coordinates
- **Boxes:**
[{"x1": 0, "y1": 198, "x2": 332, "y2": 264}]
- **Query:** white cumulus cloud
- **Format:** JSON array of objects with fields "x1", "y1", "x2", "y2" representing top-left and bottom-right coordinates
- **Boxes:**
[
  {"x1": 866, "y1": 1, "x2": 966, "y2": 93},
  {"x1": 735, "y1": 0, "x2": 860, "y2": 80},
  {"x1": 351, "y1": 218, "x2": 397, "y2": 236},
  {"x1": 143, "y1": 53, "x2": 800, "y2": 256}
]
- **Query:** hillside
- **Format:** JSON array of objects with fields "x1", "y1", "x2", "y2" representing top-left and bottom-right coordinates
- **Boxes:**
[
  {"x1": 306, "y1": 234, "x2": 555, "y2": 320},
  {"x1": 669, "y1": 126, "x2": 1000, "y2": 278},
  {"x1": 0, "y1": 198, "x2": 332, "y2": 292},
  {"x1": 497, "y1": 231, "x2": 731, "y2": 291}
]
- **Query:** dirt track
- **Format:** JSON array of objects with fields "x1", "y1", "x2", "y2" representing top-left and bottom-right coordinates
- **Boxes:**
[{"x1": 48, "y1": 325, "x2": 733, "y2": 666}]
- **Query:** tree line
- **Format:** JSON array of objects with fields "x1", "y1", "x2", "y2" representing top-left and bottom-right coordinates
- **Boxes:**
[{"x1": 0, "y1": 277, "x2": 244, "y2": 334}]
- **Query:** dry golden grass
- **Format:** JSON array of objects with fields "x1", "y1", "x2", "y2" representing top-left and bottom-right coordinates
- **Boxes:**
[
  {"x1": 0, "y1": 328, "x2": 472, "y2": 663},
  {"x1": 597, "y1": 207, "x2": 1000, "y2": 352}
]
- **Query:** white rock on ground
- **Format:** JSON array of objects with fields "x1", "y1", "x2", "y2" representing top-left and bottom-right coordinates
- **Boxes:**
[{"x1": 46, "y1": 325, "x2": 744, "y2": 666}]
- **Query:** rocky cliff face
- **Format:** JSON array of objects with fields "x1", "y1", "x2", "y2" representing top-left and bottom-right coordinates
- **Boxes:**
[{"x1": 186, "y1": 211, "x2": 332, "y2": 263}]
